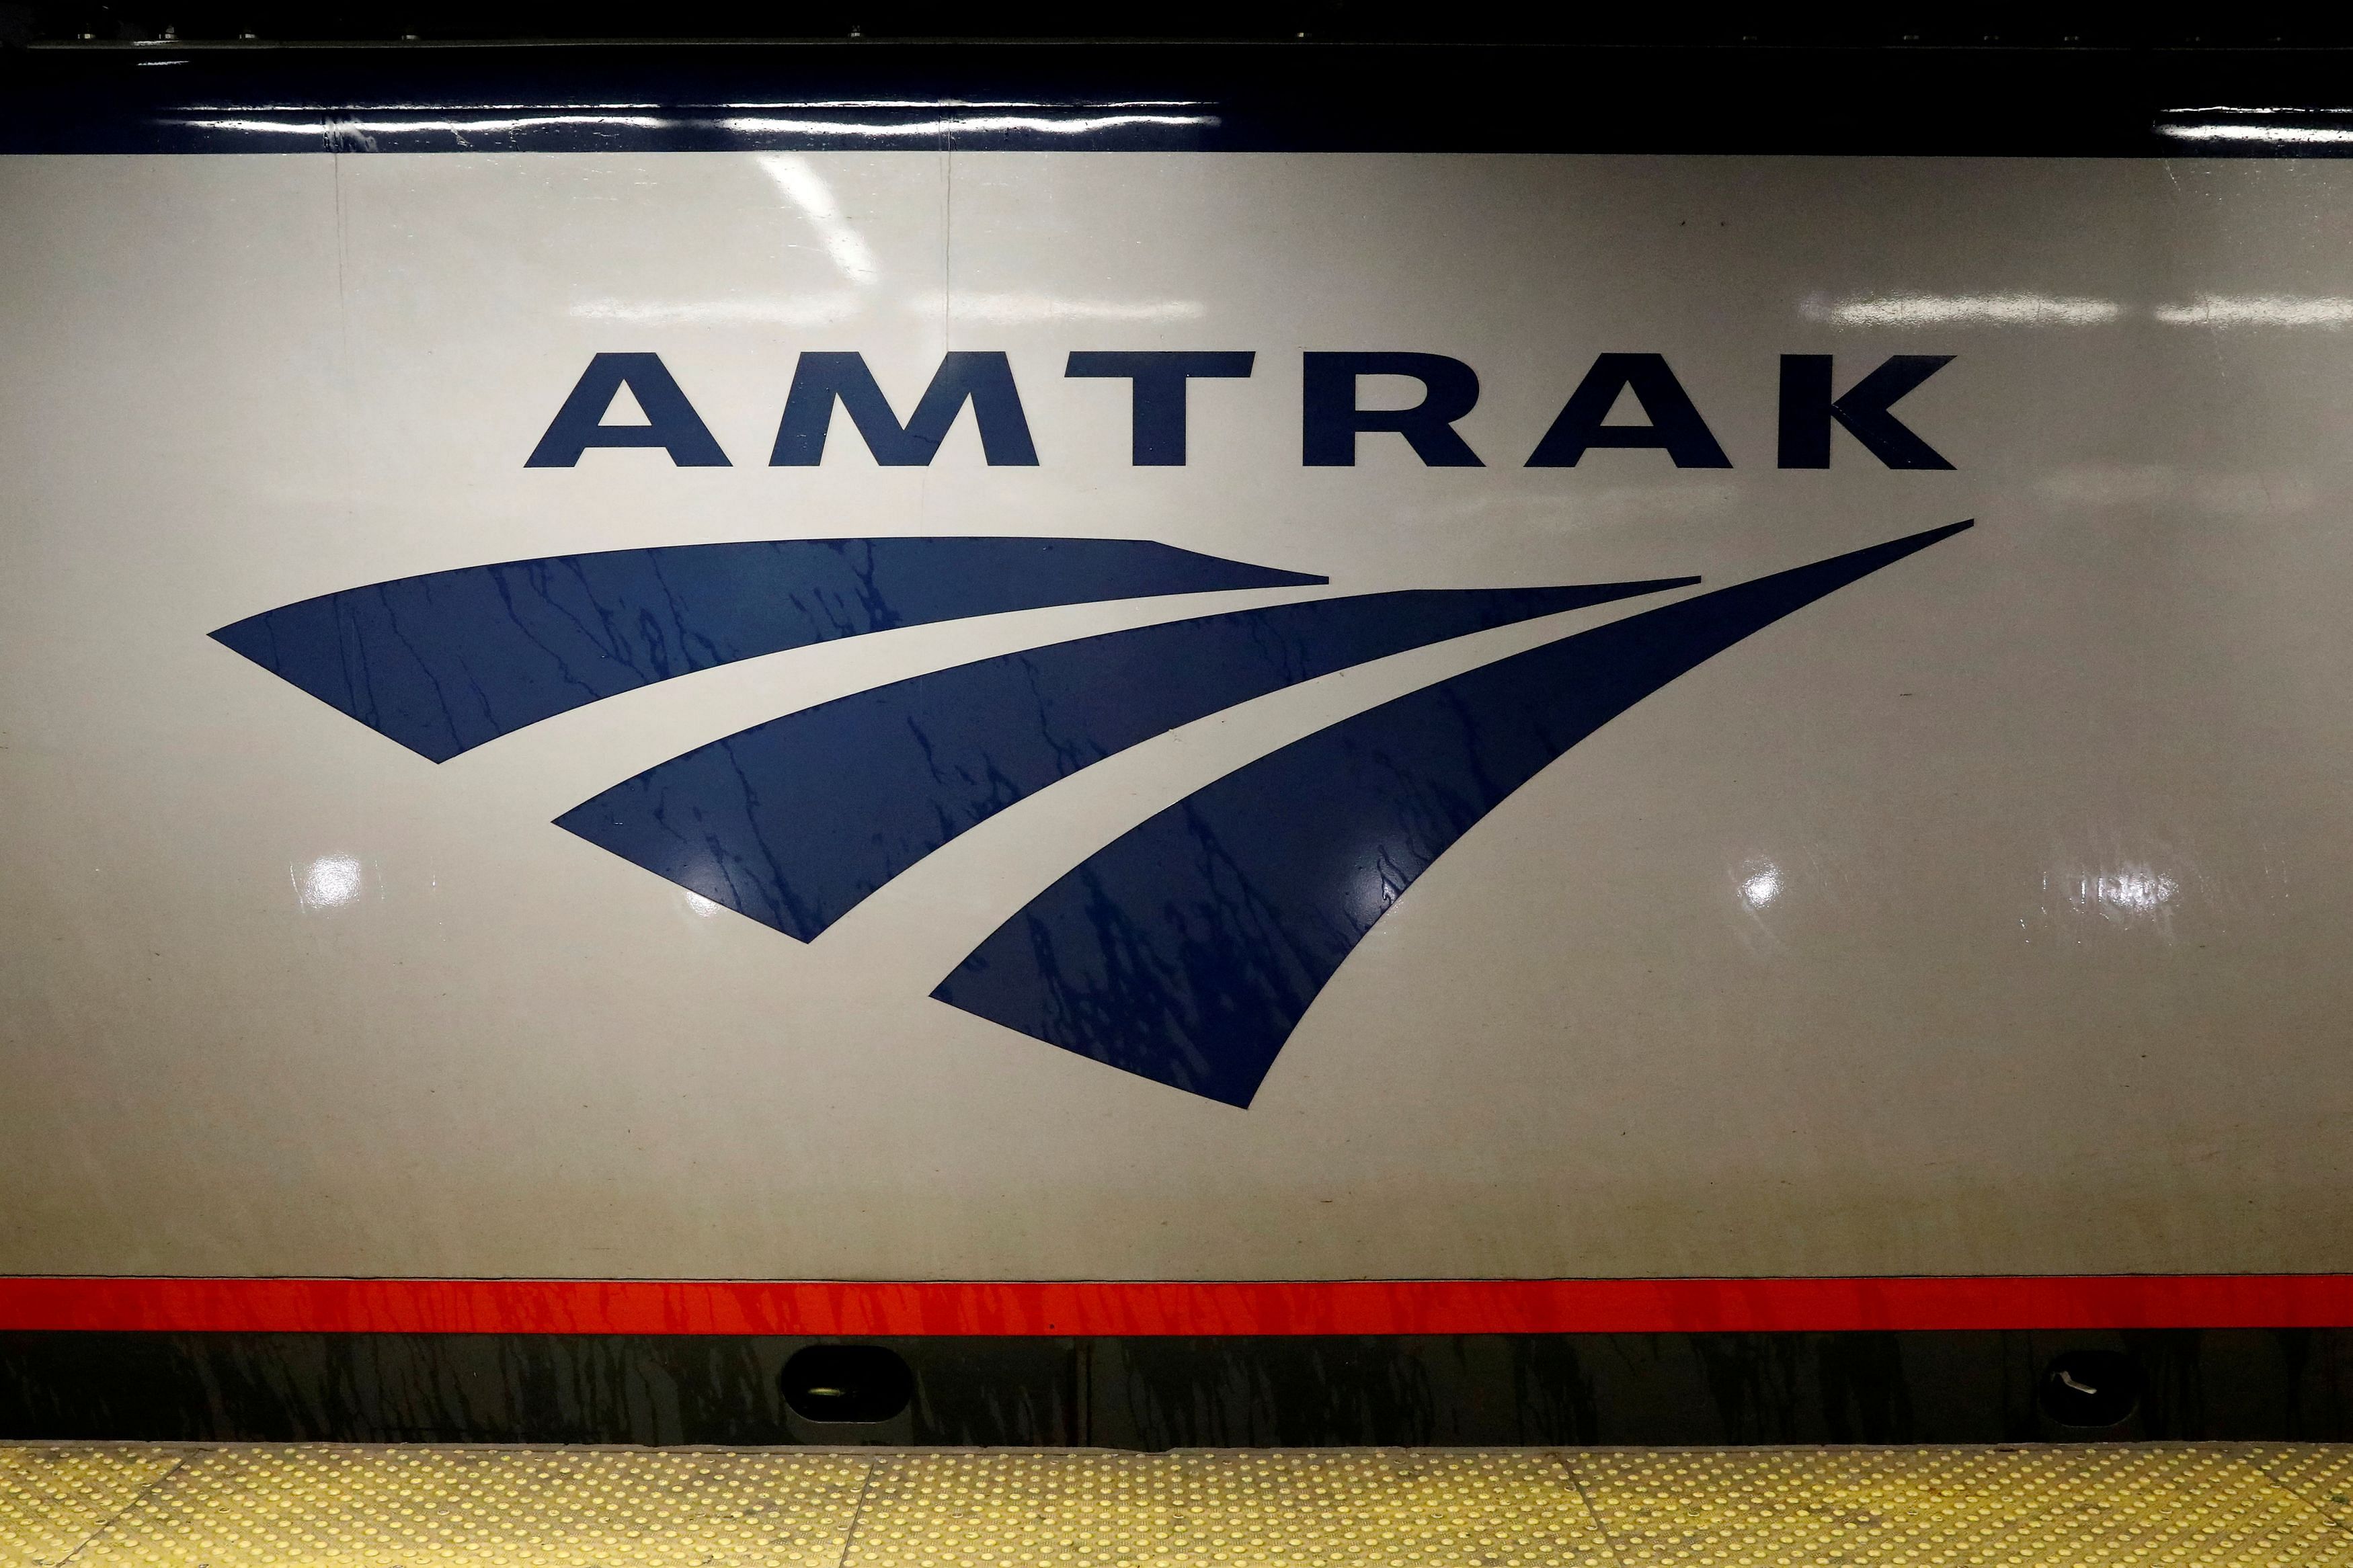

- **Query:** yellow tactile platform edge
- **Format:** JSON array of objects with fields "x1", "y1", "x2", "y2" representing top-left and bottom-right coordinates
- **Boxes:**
[
  {"x1": 5, "y1": 1443, "x2": 2353, "y2": 1567},
  {"x1": 0, "y1": 1448, "x2": 188, "y2": 1568}
]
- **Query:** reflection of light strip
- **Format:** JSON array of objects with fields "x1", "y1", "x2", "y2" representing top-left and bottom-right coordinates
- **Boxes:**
[
  {"x1": 2155, "y1": 294, "x2": 2353, "y2": 326},
  {"x1": 180, "y1": 98, "x2": 1204, "y2": 111},
  {"x1": 571, "y1": 294, "x2": 865, "y2": 325},
  {"x1": 758, "y1": 155, "x2": 880, "y2": 287},
  {"x1": 909, "y1": 292, "x2": 1206, "y2": 323},
  {"x1": 2087, "y1": 869, "x2": 2177, "y2": 913},
  {"x1": 1808, "y1": 291, "x2": 2353, "y2": 329},
  {"x1": 571, "y1": 293, "x2": 1204, "y2": 325},
  {"x1": 182, "y1": 100, "x2": 667, "y2": 110},
  {"x1": 718, "y1": 113, "x2": 1216, "y2": 136},
  {"x1": 2159, "y1": 122, "x2": 2353, "y2": 145},
  {"x1": 307, "y1": 116, "x2": 674, "y2": 133},
  {"x1": 728, "y1": 98, "x2": 1210, "y2": 109},
  {"x1": 175, "y1": 114, "x2": 672, "y2": 134},
  {"x1": 296, "y1": 855, "x2": 362, "y2": 910},
  {"x1": 175, "y1": 110, "x2": 1213, "y2": 138},
  {"x1": 1804, "y1": 292, "x2": 2120, "y2": 327},
  {"x1": 173, "y1": 119, "x2": 322, "y2": 133}
]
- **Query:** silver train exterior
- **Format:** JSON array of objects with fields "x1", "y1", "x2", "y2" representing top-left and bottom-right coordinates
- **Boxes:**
[{"x1": 3, "y1": 49, "x2": 2351, "y2": 1399}]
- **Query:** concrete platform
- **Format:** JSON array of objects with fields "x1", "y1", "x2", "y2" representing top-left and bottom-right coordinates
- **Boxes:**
[{"x1": 6, "y1": 1442, "x2": 2353, "y2": 1566}]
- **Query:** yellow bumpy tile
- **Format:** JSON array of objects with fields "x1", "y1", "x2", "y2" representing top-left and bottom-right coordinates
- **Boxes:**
[
  {"x1": 2242, "y1": 1444, "x2": 2353, "y2": 1525},
  {"x1": 69, "y1": 1446, "x2": 875, "y2": 1568},
  {"x1": 13, "y1": 1440, "x2": 2353, "y2": 1567},
  {"x1": 1574, "y1": 1444, "x2": 2353, "y2": 1566},
  {"x1": 843, "y1": 1448, "x2": 1615, "y2": 1568},
  {"x1": 0, "y1": 1446, "x2": 188, "y2": 1568}
]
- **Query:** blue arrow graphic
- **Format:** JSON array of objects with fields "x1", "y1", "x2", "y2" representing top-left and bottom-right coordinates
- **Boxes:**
[
  {"x1": 932, "y1": 521, "x2": 1972, "y2": 1106},
  {"x1": 213, "y1": 537, "x2": 1322, "y2": 761},
  {"x1": 557, "y1": 579, "x2": 1693, "y2": 938}
]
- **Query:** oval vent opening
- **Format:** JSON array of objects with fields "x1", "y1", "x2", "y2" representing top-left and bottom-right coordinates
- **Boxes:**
[
  {"x1": 781, "y1": 1344, "x2": 914, "y2": 1423},
  {"x1": 2038, "y1": 1348, "x2": 2144, "y2": 1429}
]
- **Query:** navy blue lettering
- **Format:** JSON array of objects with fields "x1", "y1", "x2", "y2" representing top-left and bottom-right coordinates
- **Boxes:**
[
  {"x1": 1778, "y1": 354, "x2": 1955, "y2": 469},
  {"x1": 1527, "y1": 353, "x2": 1732, "y2": 468},
  {"x1": 771, "y1": 352, "x2": 1039, "y2": 466},
  {"x1": 1302, "y1": 352, "x2": 1483, "y2": 467},
  {"x1": 525, "y1": 352, "x2": 730, "y2": 467},
  {"x1": 1066, "y1": 351, "x2": 1256, "y2": 465}
]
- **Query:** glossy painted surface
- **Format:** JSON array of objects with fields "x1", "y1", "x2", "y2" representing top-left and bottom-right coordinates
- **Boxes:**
[{"x1": 5, "y1": 147, "x2": 2353, "y2": 1282}]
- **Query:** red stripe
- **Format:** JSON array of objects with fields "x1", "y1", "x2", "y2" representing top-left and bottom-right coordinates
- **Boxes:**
[{"x1": 3, "y1": 1276, "x2": 2351, "y2": 1334}]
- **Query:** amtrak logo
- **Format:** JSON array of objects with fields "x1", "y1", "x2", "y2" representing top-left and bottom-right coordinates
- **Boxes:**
[{"x1": 212, "y1": 523, "x2": 1968, "y2": 1106}]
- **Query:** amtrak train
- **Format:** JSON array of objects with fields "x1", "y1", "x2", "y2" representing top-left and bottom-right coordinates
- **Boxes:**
[{"x1": 5, "y1": 35, "x2": 2353, "y2": 1444}]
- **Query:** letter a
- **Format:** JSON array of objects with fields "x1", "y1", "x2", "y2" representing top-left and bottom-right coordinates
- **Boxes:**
[
  {"x1": 1526, "y1": 354, "x2": 1730, "y2": 468},
  {"x1": 525, "y1": 353, "x2": 731, "y2": 467}
]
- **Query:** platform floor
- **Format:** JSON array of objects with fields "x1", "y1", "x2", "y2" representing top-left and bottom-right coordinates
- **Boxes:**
[{"x1": 7, "y1": 1442, "x2": 2353, "y2": 1567}]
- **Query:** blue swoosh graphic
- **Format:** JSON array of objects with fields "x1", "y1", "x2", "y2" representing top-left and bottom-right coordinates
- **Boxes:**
[
  {"x1": 555, "y1": 581, "x2": 1695, "y2": 940},
  {"x1": 931, "y1": 520, "x2": 1972, "y2": 1107},
  {"x1": 212, "y1": 538, "x2": 1323, "y2": 761}
]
